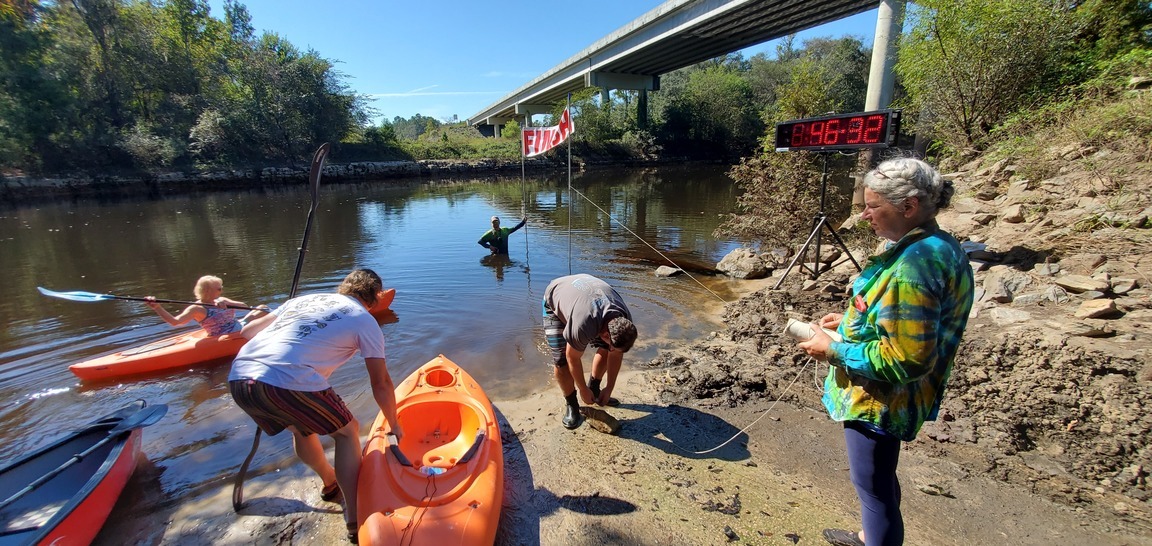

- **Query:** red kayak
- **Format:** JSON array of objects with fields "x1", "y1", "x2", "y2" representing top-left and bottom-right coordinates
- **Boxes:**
[
  {"x1": 0, "y1": 400, "x2": 166, "y2": 546},
  {"x1": 69, "y1": 288, "x2": 397, "y2": 381}
]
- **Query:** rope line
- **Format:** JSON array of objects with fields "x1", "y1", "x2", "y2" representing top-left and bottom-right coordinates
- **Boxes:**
[
  {"x1": 398, "y1": 473, "x2": 437, "y2": 546},
  {"x1": 619, "y1": 356, "x2": 815, "y2": 457},
  {"x1": 687, "y1": 356, "x2": 813, "y2": 455},
  {"x1": 567, "y1": 186, "x2": 730, "y2": 303}
]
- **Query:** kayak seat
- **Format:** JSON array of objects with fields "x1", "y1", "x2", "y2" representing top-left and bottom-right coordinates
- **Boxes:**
[
  {"x1": 399, "y1": 401, "x2": 484, "y2": 470},
  {"x1": 421, "y1": 430, "x2": 486, "y2": 469}
]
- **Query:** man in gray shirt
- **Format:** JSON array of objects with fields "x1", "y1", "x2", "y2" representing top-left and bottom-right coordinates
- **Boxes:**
[{"x1": 542, "y1": 274, "x2": 638, "y2": 429}]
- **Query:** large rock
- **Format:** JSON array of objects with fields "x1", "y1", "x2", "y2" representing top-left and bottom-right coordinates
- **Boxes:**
[
  {"x1": 716, "y1": 248, "x2": 770, "y2": 279},
  {"x1": 1075, "y1": 299, "x2": 1121, "y2": 319},
  {"x1": 982, "y1": 266, "x2": 1033, "y2": 303},
  {"x1": 1055, "y1": 274, "x2": 1111, "y2": 294}
]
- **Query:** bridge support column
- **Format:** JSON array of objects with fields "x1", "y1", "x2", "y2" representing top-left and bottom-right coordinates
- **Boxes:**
[
  {"x1": 857, "y1": 0, "x2": 907, "y2": 205},
  {"x1": 865, "y1": 0, "x2": 905, "y2": 114},
  {"x1": 638, "y1": 89, "x2": 649, "y2": 130}
]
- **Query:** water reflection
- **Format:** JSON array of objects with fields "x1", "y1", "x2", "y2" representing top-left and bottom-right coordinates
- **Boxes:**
[{"x1": 480, "y1": 254, "x2": 524, "y2": 282}]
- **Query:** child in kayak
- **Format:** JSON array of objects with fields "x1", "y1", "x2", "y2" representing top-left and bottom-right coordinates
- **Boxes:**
[{"x1": 145, "y1": 275, "x2": 268, "y2": 336}]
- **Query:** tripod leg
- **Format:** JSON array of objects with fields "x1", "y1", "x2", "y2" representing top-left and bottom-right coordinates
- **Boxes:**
[
  {"x1": 772, "y1": 217, "x2": 826, "y2": 290},
  {"x1": 820, "y1": 220, "x2": 862, "y2": 272}
]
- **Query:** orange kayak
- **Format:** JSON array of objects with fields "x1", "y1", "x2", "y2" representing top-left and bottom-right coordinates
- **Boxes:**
[
  {"x1": 68, "y1": 329, "x2": 246, "y2": 381},
  {"x1": 357, "y1": 354, "x2": 503, "y2": 545},
  {"x1": 70, "y1": 288, "x2": 396, "y2": 381}
]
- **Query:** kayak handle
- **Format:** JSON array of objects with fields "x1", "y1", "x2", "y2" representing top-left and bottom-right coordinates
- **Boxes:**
[
  {"x1": 386, "y1": 433, "x2": 413, "y2": 467},
  {"x1": 457, "y1": 431, "x2": 485, "y2": 464}
]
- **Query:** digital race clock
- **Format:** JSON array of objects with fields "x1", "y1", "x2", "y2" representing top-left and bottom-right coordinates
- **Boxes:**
[{"x1": 774, "y1": 110, "x2": 900, "y2": 152}]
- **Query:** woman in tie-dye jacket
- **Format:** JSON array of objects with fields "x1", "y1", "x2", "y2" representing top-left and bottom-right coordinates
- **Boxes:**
[{"x1": 799, "y1": 158, "x2": 975, "y2": 546}]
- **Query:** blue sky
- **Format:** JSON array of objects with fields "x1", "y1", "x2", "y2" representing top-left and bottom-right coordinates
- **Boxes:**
[{"x1": 206, "y1": 1, "x2": 879, "y2": 124}]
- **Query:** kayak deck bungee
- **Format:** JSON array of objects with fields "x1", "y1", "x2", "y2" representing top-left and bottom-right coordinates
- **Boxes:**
[
  {"x1": 68, "y1": 288, "x2": 397, "y2": 381},
  {"x1": 357, "y1": 354, "x2": 503, "y2": 546},
  {"x1": 0, "y1": 401, "x2": 149, "y2": 546}
]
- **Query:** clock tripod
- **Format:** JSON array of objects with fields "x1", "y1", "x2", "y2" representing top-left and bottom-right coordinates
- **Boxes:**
[{"x1": 772, "y1": 151, "x2": 862, "y2": 290}]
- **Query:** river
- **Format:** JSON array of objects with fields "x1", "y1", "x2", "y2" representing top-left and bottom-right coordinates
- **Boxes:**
[{"x1": 0, "y1": 163, "x2": 757, "y2": 511}]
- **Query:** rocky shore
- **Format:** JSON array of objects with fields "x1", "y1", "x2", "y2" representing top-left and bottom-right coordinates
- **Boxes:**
[{"x1": 651, "y1": 147, "x2": 1152, "y2": 542}]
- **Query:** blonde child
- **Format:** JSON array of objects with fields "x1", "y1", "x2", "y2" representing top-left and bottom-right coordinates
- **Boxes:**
[{"x1": 145, "y1": 275, "x2": 268, "y2": 336}]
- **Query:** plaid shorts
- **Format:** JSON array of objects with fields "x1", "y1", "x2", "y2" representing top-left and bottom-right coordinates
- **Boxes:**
[
  {"x1": 229, "y1": 379, "x2": 353, "y2": 436},
  {"x1": 542, "y1": 298, "x2": 606, "y2": 367}
]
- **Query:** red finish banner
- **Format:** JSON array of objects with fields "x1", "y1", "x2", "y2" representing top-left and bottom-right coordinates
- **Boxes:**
[{"x1": 522, "y1": 108, "x2": 574, "y2": 157}]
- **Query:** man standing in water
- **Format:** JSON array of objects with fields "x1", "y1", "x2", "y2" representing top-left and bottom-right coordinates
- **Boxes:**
[
  {"x1": 542, "y1": 274, "x2": 638, "y2": 429},
  {"x1": 477, "y1": 215, "x2": 526, "y2": 254}
]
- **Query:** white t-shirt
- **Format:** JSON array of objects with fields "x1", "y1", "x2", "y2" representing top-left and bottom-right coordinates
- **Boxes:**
[{"x1": 228, "y1": 293, "x2": 386, "y2": 391}]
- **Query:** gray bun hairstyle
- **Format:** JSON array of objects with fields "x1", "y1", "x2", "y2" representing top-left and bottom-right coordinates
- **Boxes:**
[{"x1": 863, "y1": 157, "x2": 954, "y2": 216}]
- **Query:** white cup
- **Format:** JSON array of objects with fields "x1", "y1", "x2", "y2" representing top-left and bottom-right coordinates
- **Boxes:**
[
  {"x1": 783, "y1": 318, "x2": 815, "y2": 340},
  {"x1": 783, "y1": 318, "x2": 843, "y2": 342}
]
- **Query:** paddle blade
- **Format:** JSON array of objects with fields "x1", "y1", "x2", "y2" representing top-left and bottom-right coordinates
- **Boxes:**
[
  {"x1": 110, "y1": 404, "x2": 168, "y2": 433},
  {"x1": 37, "y1": 287, "x2": 113, "y2": 302},
  {"x1": 308, "y1": 142, "x2": 331, "y2": 203}
]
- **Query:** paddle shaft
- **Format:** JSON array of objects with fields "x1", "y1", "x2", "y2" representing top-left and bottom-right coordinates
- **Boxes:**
[
  {"x1": 37, "y1": 287, "x2": 264, "y2": 311},
  {"x1": 288, "y1": 142, "x2": 330, "y2": 300},
  {"x1": 234, "y1": 142, "x2": 329, "y2": 512},
  {"x1": 115, "y1": 295, "x2": 263, "y2": 311},
  {"x1": 0, "y1": 405, "x2": 165, "y2": 511}
]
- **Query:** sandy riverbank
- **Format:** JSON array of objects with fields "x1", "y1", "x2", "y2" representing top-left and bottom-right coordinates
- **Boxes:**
[{"x1": 91, "y1": 361, "x2": 1148, "y2": 546}]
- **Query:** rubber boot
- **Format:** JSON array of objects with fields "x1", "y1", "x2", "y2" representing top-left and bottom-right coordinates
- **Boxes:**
[{"x1": 562, "y1": 390, "x2": 582, "y2": 429}]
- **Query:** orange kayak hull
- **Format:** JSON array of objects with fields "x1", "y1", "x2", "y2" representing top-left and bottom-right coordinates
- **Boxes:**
[
  {"x1": 357, "y1": 354, "x2": 503, "y2": 545},
  {"x1": 68, "y1": 329, "x2": 247, "y2": 381},
  {"x1": 69, "y1": 288, "x2": 396, "y2": 381}
]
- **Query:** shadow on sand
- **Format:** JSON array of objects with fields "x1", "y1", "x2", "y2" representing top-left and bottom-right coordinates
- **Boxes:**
[
  {"x1": 615, "y1": 403, "x2": 751, "y2": 461},
  {"x1": 494, "y1": 401, "x2": 748, "y2": 545}
]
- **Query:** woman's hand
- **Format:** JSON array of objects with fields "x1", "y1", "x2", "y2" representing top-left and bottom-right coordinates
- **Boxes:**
[
  {"x1": 798, "y1": 327, "x2": 835, "y2": 361},
  {"x1": 817, "y1": 313, "x2": 843, "y2": 330},
  {"x1": 144, "y1": 296, "x2": 160, "y2": 309}
]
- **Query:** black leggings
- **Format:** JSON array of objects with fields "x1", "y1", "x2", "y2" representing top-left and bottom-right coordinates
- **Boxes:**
[{"x1": 845, "y1": 421, "x2": 904, "y2": 546}]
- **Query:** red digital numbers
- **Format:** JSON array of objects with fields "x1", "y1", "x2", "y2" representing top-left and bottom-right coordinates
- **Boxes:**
[
  {"x1": 776, "y1": 111, "x2": 897, "y2": 150},
  {"x1": 862, "y1": 114, "x2": 884, "y2": 143}
]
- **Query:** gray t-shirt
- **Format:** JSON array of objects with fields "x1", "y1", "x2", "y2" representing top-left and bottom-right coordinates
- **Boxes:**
[{"x1": 544, "y1": 274, "x2": 631, "y2": 351}]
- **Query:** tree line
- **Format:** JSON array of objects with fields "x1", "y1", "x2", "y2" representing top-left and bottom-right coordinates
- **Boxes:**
[
  {"x1": 1, "y1": 0, "x2": 1148, "y2": 187},
  {"x1": 715, "y1": 0, "x2": 1151, "y2": 249},
  {"x1": 1, "y1": 0, "x2": 366, "y2": 172}
]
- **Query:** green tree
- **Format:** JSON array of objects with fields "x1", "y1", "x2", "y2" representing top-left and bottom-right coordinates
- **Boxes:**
[
  {"x1": 0, "y1": 0, "x2": 70, "y2": 168},
  {"x1": 718, "y1": 41, "x2": 864, "y2": 248},
  {"x1": 500, "y1": 119, "x2": 521, "y2": 139},
  {"x1": 192, "y1": 31, "x2": 365, "y2": 162},
  {"x1": 896, "y1": 0, "x2": 1077, "y2": 155}
]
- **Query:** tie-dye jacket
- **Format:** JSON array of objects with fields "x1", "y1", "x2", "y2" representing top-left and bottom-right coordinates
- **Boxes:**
[{"x1": 824, "y1": 221, "x2": 974, "y2": 441}]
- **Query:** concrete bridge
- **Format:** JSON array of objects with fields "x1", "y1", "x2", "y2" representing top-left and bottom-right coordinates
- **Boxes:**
[{"x1": 468, "y1": 0, "x2": 904, "y2": 136}]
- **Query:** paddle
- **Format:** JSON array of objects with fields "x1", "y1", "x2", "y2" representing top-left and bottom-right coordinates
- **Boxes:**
[
  {"x1": 0, "y1": 404, "x2": 168, "y2": 511},
  {"x1": 36, "y1": 287, "x2": 265, "y2": 311},
  {"x1": 233, "y1": 142, "x2": 330, "y2": 512}
]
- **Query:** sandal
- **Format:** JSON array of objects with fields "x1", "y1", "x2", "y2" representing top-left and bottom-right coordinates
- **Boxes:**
[
  {"x1": 321, "y1": 481, "x2": 341, "y2": 502},
  {"x1": 821, "y1": 528, "x2": 864, "y2": 546},
  {"x1": 347, "y1": 521, "x2": 359, "y2": 544}
]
